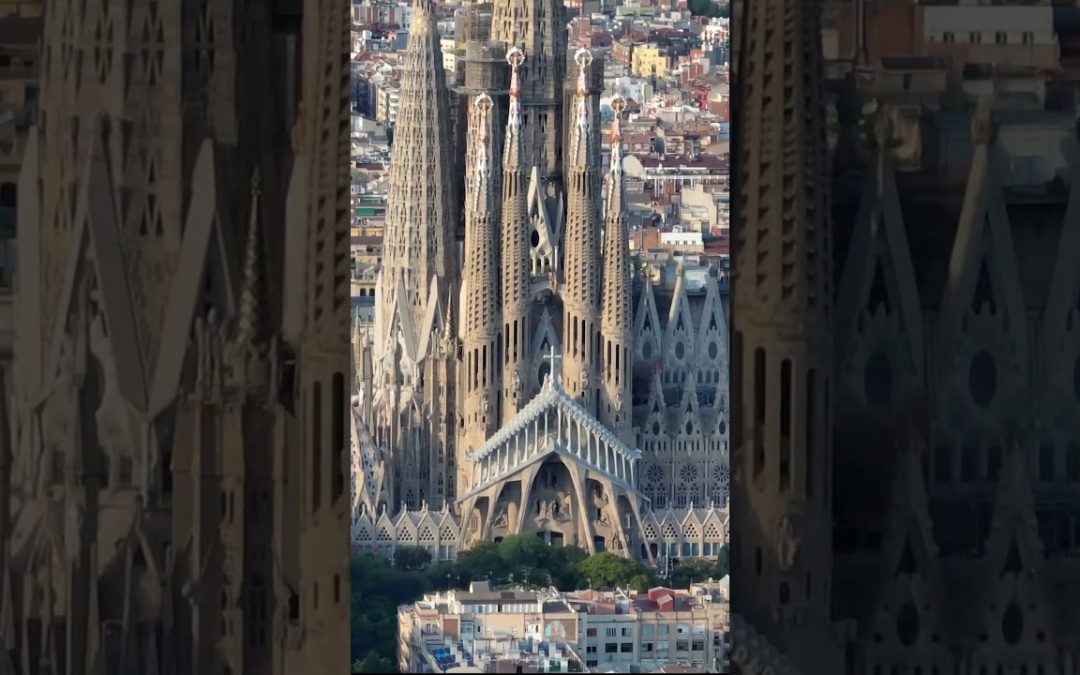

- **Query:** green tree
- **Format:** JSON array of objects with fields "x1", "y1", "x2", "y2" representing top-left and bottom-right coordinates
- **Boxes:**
[
  {"x1": 351, "y1": 555, "x2": 432, "y2": 665},
  {"x1": 575, "y1": 552, "x2": 657, "y2": 589},
  {"x1": 454, "y1": 540, "x2": 506, "y2": 585},
  {"x1": 687, "y1": 0, "x2": 723, "y2": 18},
  {"x1": 667, "y1": 551, "x2": 730, "y2": 589},
  {"x1": 425, "y1": 561, "x2": 459, "y2": 591},
  {"x1": 353, "y1": 651, "x2": 396, "y2": 673},
  {"x1": 713, "y1": 546, "x2": 730, "y2": 578},
  {"x1": 393, "y1": 545, "x2": 433, "y2": 572},
  {"x1": 550, "y1": 545, "x2": 588, "y2": 589},
  {"x1": 628, "y1": 574, "x2": 653, "y2": 593},
  {"x1": 498, "y1": 533, "x2": 553, "y2": 567}
]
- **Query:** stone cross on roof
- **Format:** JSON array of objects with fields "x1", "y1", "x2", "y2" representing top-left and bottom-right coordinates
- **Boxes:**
[{"x1": 543, "y1": 345, "x2": 562, "y2": 387}]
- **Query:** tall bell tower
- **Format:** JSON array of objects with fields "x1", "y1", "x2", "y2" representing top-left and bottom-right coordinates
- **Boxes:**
[{"x1": 730, "y1": 0, "x2": 842, "y2": 669}]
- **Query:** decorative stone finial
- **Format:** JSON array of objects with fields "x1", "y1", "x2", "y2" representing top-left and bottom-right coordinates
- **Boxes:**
[
  {"x1": 611, "y1": 96, "x2": 626, "y2": 121},
  {"x1": 608, "y1": 97, "x2": 626, "y2": 186},
  {"x1": 507, "y1": 48, "x2": 525, "y2": 126},
  {"x1": 440, "y1": 300, "x2": 455, "y2": 354},
  {"x1": 570, "y1": 49, "x2": 594, "y2": 167},
  {"x1": 472, "y1": 93, "x2": 494, "y2": 211},
  {"x1": 507, "y1": 46, "x2": 525, "y2": 71},
  {"x1": 574, "y1": 47, "x2": 594, "y2": 82}
]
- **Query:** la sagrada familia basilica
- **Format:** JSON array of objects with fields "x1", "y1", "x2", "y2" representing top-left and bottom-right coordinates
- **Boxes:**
[{"x1": 351, "y1": 0, "x2": 731, "y2": 561}]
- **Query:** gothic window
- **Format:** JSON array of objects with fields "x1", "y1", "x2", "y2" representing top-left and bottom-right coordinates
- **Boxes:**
[
  {"x1": 896, "y1": 539, "x2": 917, "y2": 576},
  {"x1": 864, "y1": 351, "x2": 892, "y2": 408},
  {"x1": 806, "y1": 368, "x2": 816, "y2": 498},
  {"x1": 1039, "y1": 441, "x2": 1055, "y2": 482},
  {"x1": 779, "y1": 582, "x2": 790, "y2": 605},
  {"x1": 708, "y1": 341, "x2": 718, "y2": 359},
  {"x1": 988, "y1": 444, "x2": 1003, "y2": 480},
  {"x1": 289, "y1": 593, "x2": 300, "y2": 622},
  {"x1": 934, "y1": 444, "x2": 951, "y2": 483},
  {"x1": 1002, "y1": 538, "x2": 1023, "y2": 576},
  {"x1": 679, "y1": 464, "x2": 698, "y2": 485},
  {"x1": 961, "y1": 444, "x2": 978, "y2": 482},
  {"x1": 972, "y1": 259, "x2": 996, "y2": 314},
  {"x1": 969, "y1": 351, "x2": 997, "y2": 408},
  {"x1": 1002, "y1": 602, "x2": 1023, "y2": 645},
  {"x1": 675, "y1": 484, "x2": 689, "y2": 507},
  {"x1": 711, "y1": 464, "x2": 729, "y2": 502},
  {"x1": 332, "y1": 373, "x2": 346, "y2": 502},
  {"x1": 867, "y1": 261, "x2": 890, "y2": 314},
  {"x1": 1068, "y1": 443, "x2": 1080, "y2": 481},
  {"x1": 753, "y1": 348, "x2": 766, "y2": 480},
  {"x1": 780, "y1": 359, "x2": 791, "y2": 492},
  {"x1": 897, "y1": 603, "x2": 919, "y2": 646},
  {"x1": 312, "y1": 381, "x2": 323, "y2": 513},
  {"x1": 674, "y1": 341, "x2": 685, "y2": 360}
]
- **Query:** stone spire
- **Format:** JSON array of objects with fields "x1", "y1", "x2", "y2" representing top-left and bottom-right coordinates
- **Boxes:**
[
  {"x1": 461, "y1": 93, "x2": 502, "y2": 458},
  {"x1": 730, "y1": 0, "x2": 840, "y2": 668},
  {"x1": 501, "y1": 48, "x2": 533, "y2": 421},
  {"x1": 491, "y1": 0, "x2": 566, "y2": 191},
  {"x1": 600, "y1": 98, "x2": 633, "y2": 439},
  {"x1": 379, "y1": 0, "x2": 458, "y2": 336},
  {"x1": 229, "y1": 168, "x2": 271, "y2": 393},
  {"x1": 560, "y1": 48, "x2": 601, "y2": 411},
  {"x1": 235, "y1": 170, "x2": 265, "y2": 351}
]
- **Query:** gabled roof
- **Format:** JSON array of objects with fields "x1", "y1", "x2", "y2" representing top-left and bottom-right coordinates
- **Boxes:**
[
  {"x1": 468, "y1": 376, "x2": 642, "y2": 465},
  {"x1": 460, "y1": 376, "x2": 645, "y2": 502}
]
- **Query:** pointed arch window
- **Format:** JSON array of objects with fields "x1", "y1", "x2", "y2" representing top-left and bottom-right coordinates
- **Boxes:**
[
  {"x1": 332, "y1": 372, "x2": 346, "y2": 502},
  {"x1": 312, "y1": 381, "x2": 323, "y2": 513},
  {"x1": 779, "y1": 359, "x2": 792, "y2": 493},
  {"x1": 806, "y1": 368, "x2": 816, "y2": 498},
  {"x1": 753, "y1": 347, "x2": 766, "y2": 480},
  {"x1": 972, "y1": 259, "x2": 996, "y2": 314},
  {"x1": 866, "y1": 260, "x2": 890, "y2": 314}
]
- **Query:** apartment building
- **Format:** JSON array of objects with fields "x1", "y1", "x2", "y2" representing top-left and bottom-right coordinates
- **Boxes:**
[
  {"x1": 374, "y1": 79, "x2": 401, "y2": 124},
  {"x1": 920, "y1": 3, "x2": 1059, "y2": 71},
  {"x1": 398, "y1": 582, "x2": 731, "y2": 673},
  {"x1": 632, "y1": 43, "x2": 670, "y2": 78}
]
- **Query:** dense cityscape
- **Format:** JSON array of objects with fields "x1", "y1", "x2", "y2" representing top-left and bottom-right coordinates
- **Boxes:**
[{"x1": 348, "y1": 0, "x2": 733, "y2": 671}]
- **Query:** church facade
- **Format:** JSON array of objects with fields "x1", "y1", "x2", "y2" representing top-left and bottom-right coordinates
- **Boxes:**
[{"x1": 352, "y1": 0, "x2": 731, "y2": 562}]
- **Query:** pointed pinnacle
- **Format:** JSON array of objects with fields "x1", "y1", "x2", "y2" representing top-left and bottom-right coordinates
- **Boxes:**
[{"x1": 235, "y1": 168, "x2": 264, "y2": 349}]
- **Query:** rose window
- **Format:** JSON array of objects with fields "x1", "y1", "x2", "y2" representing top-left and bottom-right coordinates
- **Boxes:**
[
  {"x1": 646, "y1": 464, "x2": 665, "y2": 484},
  {"x1": 679, "y1": 464, "x2": 698, "y2": 484}
]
